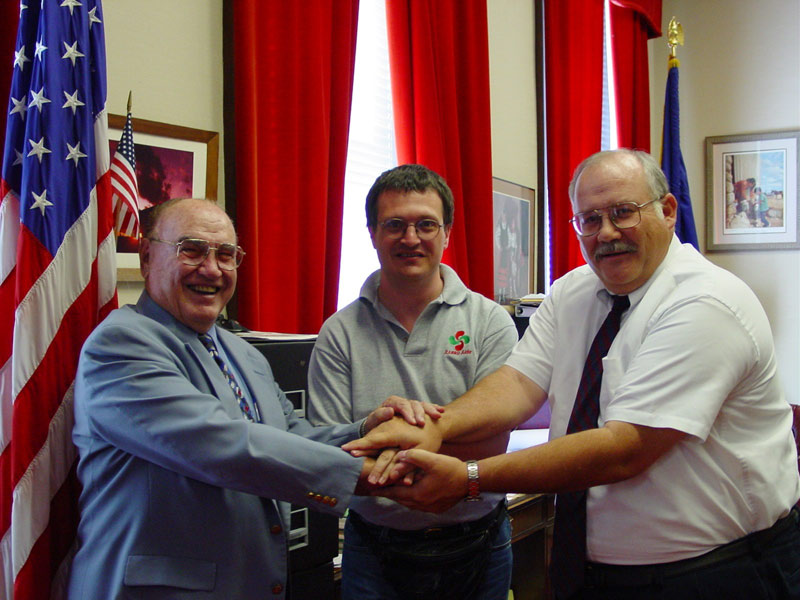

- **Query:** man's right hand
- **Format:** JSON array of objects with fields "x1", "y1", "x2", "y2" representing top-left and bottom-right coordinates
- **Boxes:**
[{"x1": 343, "y1": 403, "x2": 444, "y2": 485}]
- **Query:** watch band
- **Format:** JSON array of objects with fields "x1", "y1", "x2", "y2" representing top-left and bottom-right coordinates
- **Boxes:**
[{"x1": 465, "y1": 460, "x2": 480, "y2": 501}]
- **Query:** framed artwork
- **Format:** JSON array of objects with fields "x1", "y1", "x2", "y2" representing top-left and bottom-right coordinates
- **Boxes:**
[
  {"x1": 705, "y1": 130, "x2": 799, "y2": 251},
  {"x1": 492, "y1": 178, "x2": 536, "y2": 303},
  {"x1": 107, "y1": 114, "x2": 219, "y2": 280}
]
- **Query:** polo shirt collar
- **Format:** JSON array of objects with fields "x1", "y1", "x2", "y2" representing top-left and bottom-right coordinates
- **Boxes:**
[{"x1": 359, "y1": 264, "x2": 468, "y2": 309}]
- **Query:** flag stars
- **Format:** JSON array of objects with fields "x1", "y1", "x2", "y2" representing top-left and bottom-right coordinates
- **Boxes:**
[
  {"x1": 14, "y1": 46, "x2": 30, "y2": 71},
  {"x1": 27, "y1": 137, "x2": 51, "y2": 163},
  {"x1": 30, "y1": 190, "x2": 54, "y2": 216},
  {"x1": 10, "y1": 96, "x2": 28, "y2": 121},
  {"x1": 88, "y1": 6, "x2": 101, "y2": 27},
  {"x1": 60, "y1": 0, "x2": 81, "y2": 16},
  {"x1": 65, "y1": 141, "x2": 87, "y2": 166},
  {"x1": 13, "y1": 149, "x2": 24, "y2": 167},
  {"x1": 35, "y1": 40, "x2": 47, "y2": 60},
  {"x1": 30, "y1": 87, "x2": 51, "y2": 112},
  {"x1": 62, "y1": 41, "x2": 85, "y2": 67},
  {"x1": 62, "y1": 90, "x2": 85, "y2": 114}
]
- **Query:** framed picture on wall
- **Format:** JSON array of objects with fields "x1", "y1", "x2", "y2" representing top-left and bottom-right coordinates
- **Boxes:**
[
  {"x1": 492, "y1": 178, "x2": 536, "y2": 304},
  {"x1": 107, "y1": 114, "x2": 219, "y2": 280},
  {"x1": 705, "y1": 130, "x2": 800, "y2": 251}
]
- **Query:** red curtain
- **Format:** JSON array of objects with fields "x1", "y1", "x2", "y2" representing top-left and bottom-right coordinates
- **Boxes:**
[
  {"x1": 386, "y1": 0, "x2": 494, "y2": 298},
  {"x1": 611, "y1": 0, "x2": 662, "y2": 150},
  {"x1": 0, "y1": 2, "x2": 19, "y2": 142},
  {"x1": 230, "y1": 0, "x2": 358, "y2": 333},
  {"x1": 544, "y1": 0, "x2": 605, "y2": 281}
]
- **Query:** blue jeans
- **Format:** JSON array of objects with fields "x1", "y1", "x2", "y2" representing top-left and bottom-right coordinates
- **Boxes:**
[{"x1": 341, "y1": 508, "x2": 513, "y2": 600}]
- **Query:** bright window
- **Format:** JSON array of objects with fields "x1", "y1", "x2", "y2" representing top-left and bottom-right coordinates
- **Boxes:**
[{"x1": 337, "y1": 1, "x2": 396, "y2": 309}]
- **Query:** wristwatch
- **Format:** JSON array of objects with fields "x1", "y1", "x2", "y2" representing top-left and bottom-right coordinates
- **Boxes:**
[{"x1": 465, "y1": 460, "x2": 480, "y2": 501}]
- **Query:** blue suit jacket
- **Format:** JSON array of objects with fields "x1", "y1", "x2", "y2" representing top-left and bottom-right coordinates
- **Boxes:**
[{"x1": 67, "y1": 292, "x2": 363, "y2": 599}]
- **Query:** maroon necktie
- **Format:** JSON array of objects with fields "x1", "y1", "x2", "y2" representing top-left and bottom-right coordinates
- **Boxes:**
[{"x1": 550, "y1": 294, "x2": 630, "y2": 599}]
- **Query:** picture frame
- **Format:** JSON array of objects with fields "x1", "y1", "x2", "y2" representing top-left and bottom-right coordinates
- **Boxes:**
[
  {"x1": 107, "y1": 114, "x2": 220, "y2": 280},
  {"x1": 705, "y1": 130, "x2": 799, "y2": 251},
  {"x1": 492, "y1": 178, "x2": 536, "y2": 303}
]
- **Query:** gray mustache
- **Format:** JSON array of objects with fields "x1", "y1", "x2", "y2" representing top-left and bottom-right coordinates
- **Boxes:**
[{"x1": 595, "y1": 241, "x2": 637, "y2": 257}]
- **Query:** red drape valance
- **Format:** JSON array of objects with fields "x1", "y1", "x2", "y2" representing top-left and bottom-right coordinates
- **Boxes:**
[
  {"x1": 610, "y1": 0, "x2": 662, "y2": 36},
  {"x1": 611, "y1": 0, "x2": 662, "y2": 150},
  {"x1": 230, "y1": 0, "x2": 358, "y2": 333},
  {"x1": 386, "y1": 0, "x2": 494, "y2": 298}
]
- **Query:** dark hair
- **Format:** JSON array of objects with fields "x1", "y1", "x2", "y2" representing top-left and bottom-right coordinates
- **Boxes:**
[{"x1": 365, "y1": 164, "x2": 455, "y2": 228}]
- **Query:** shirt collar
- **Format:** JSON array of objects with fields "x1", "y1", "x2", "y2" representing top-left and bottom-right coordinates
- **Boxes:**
[{"x1": 359, "y1": 264, "x2": 468, "y2": 309}]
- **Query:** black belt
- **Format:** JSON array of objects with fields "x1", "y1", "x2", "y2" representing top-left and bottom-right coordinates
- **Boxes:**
[
  {"x1": 349, "y1": 500, "x2": 506, "y2": 542},
  {"x1": 585, "y1": 507, "x2": 800, "y2": 587}
]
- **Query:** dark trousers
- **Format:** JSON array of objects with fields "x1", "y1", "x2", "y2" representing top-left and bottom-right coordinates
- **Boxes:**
[{"x1": 570, "y1": 508, "x2": 800, "y2": 600}]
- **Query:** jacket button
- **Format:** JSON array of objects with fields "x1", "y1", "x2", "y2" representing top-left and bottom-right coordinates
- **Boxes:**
[
  {"x1": 271, "y1": 583, "x2": 284, "y2": 595},
  {"x1": 270, "y1": 524, "x2": 282, "y2": 535}
]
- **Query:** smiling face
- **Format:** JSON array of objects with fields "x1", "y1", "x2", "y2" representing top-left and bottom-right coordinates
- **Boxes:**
[
  {"x1": 140, "y1": 199, "x2": 237, "y2": 333},
  {"x1": 370, "y1": 189, "x2": 451, "y2": 289},
  {"x1": 572, "y1": 154, "x2": 677, "y2": 295}
]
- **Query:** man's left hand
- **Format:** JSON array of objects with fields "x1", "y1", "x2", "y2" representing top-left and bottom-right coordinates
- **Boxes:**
[
  {"x1": 371, "y1": 449, "x2": 468, "y2": 513},
  {"x1": 363, "y1": 396, "x2": 444, "y2": 433}
]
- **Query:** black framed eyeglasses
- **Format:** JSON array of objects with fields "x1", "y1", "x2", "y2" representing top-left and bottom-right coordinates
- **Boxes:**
[
  {"x1": 149, "y1": 238, "x2": 245, "y2": 270},
  {"x1": 569, "y1": 198, "x2": 661, "y2": 237},
  {"x1": 378, "y1": 218, "x2": 444, "y2": 240}
]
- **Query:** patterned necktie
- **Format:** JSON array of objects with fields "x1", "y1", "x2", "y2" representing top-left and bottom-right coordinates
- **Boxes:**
[
  {"x1": 198, "y1": 333, "x2": 260, "y2": 423},
  {"x1": 550, "y1": 294, "x2": 630, "y2": 599}
]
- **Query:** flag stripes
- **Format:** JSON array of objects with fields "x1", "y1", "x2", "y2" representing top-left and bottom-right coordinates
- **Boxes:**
[{"x1": 0, "y1": 2, "x2": 115, "y2": 598}]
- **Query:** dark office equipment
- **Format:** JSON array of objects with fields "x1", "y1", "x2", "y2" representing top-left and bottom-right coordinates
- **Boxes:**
[{"x1": 249, "y1": 337, "x2": 339, "y2": 600}]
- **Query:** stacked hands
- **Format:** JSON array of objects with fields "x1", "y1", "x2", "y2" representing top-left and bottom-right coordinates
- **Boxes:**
[{"x1": 345, "y1": 396, "x2": 470, "y2": 513}]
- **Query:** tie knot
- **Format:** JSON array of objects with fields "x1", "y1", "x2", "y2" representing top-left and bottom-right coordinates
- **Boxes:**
[
  {"x1": 198, "y1": 333, "x2": 216, "y2": 351},
  {"x1": 611, "y1": 295, "x2": 630, "y2": 314}
]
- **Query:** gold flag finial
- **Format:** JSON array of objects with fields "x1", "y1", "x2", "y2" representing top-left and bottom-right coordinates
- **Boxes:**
[
  {"x1": 667, "y1": 17, "x2": 684, "y2": 61},
  {"x1": 126, "y1": 90, "x2": 133, "y2": 114}
]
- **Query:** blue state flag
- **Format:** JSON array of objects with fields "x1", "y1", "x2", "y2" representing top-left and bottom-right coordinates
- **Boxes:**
[{"x1": 661, "y1": 61, "x2": 698, "y2": 249}]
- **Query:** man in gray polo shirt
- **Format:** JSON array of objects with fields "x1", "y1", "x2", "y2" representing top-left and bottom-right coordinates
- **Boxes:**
[{"x1": 308, "y1": 164, "x2": 517, "y2": 600}]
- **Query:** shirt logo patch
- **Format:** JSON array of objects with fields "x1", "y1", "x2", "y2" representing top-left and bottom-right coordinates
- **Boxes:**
[{"x1": 445, "y1": 330, "x2": 473, "y2": 355}]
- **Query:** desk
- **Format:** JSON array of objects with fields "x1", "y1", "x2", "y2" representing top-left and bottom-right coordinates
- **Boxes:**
[{"x1": 508, "y1": 493, "x2": 554, "y2": 599}]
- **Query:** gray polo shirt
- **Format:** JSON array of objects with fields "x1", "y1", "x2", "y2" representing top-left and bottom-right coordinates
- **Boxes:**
[{"x1": 308, "y1": 265, "x2": 517, "y2": 529}]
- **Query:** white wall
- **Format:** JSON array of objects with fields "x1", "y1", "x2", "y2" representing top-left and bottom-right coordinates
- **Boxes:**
[
  {"x1": 648, "y1": 0, "x2": 800, "y2": 403},
  {"x1": 103, "y1": 0, "x2": 225, "y2": 305},
  {"x1": 487, "y1": 0, "x2": 538, "y2": 191}
]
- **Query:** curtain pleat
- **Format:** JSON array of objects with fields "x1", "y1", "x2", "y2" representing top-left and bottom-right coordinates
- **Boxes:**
[
  {"x1": 544, "y1": 0, "x2": 605, "y2": 281},
  {"x1": 230, "y1": 0, "x2": 358, "y2": 333},
  {"x1": 386, "y1": 0, "x2": 495, "y2": 298}
]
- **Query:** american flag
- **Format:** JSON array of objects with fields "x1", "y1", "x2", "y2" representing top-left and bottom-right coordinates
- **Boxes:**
[
  {"x1": 0, "y1": 1, "x2": 115, "y2": 598},
  {"x1": 110, "y1": 109, "x2": 139, "y2": 239}
]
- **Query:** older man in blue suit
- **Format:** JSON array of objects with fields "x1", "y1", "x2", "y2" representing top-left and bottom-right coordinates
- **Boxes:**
[{"x1": 67, "y1": 197, "x2": 431, "y2": 599}]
